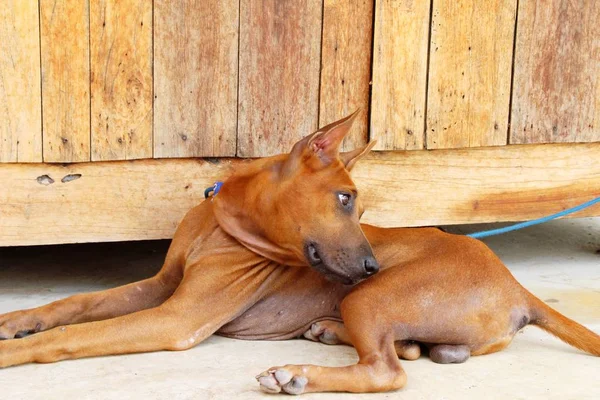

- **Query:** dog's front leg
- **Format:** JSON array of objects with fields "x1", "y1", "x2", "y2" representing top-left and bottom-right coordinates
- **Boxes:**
[
  {"x1": 0, "y1": 271, "x2": 180, "y2": 340},
  {"x1": 258, "y1": 288, "x2": 410, "y2": 395},
  {"x1": 0, "y1": 265, "x2": 263, "y2": 368},
  {"x1": 257, "y1": 328, "x2": 406, "y2": 394}
]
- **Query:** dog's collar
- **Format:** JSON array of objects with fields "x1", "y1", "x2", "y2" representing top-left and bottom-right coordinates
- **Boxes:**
[{"x1": 204, "y1": 181, "x2": 224, "y2": 199}]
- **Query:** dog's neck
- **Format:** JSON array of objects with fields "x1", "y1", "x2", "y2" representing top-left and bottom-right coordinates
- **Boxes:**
[{"x1": 212, "y1": 155, "x2": 307, "y2": 267}]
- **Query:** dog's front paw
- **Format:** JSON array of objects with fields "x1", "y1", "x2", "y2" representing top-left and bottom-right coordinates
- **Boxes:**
[
  {"x1": 302, "y1": 321, "x2": 341, "y2": 345},
  {"x1": 256, "y1": 367, "x2": 308, "y2": 395}
]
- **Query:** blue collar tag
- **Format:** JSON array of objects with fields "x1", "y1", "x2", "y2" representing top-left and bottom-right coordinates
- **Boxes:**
[{"x1": 204, "y1": 181, "x2": 224, "y2": 199}]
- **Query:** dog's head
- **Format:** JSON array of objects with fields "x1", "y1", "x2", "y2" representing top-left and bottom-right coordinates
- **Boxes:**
[{"x1": 213, "y1": 111, "x2": 378, "y2": 284}]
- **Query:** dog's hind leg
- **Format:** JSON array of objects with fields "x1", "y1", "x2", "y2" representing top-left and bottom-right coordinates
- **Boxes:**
[
  {"x1": 303, "y1": 320, "x2": 351, "y2": 345},
  {"x1": 429, "y1": 344, "x2": 470, "y2": 364},
  {"x1": 394, "y1": 341, "x2": 421, "y2": 360},
  {"x1": 0, "y1": 262, "x2": 182, "y2": 340}
]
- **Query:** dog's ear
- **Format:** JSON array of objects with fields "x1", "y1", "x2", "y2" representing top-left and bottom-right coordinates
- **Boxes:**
[
  {"x1": 280, "y1": 110, "x2": 361, "y2": 177},
  {"x1": 340, "y1": 141, "x2": 376, "y2": 171},
  {"x1": 307, "y1": 110, "x2": 361, "y2": 165}
]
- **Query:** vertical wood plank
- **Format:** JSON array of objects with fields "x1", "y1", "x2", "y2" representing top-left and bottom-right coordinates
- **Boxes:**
[
  {"x1": 154, "y1": 0, "x2": 238, "y2": 158},
  {"x1": 238, "y1": 0, "x2": 322, "y2": 157},
  {"x1": 90, "y1": 0, "x2": 152, "y2": 161},
  {"x1": 370, "y1": 0, "x2": 430, "y2": 150},
  {"x1": 40, "y1": 0, "x2": 90, "y2": 162},
  {"x1": 510, "y1": 0, "x2": 600, "y2": 144},
  {"x1": 426, "y1": 0, "x2": 516, "y2": 149},
  {"x1": 0, "y1": 1, "x2": 42, "y2": 162},
  {"x1": 319, "y1": 0, "x2": 373, "y2": 152}
]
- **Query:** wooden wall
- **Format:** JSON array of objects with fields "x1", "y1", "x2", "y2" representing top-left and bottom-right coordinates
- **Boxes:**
[
  {"x1": 2, "y1": 0, "x2": 598, "y2": 163},
  {"x1": 3, "y1": 143, "x2": 599, "y2": 246}
]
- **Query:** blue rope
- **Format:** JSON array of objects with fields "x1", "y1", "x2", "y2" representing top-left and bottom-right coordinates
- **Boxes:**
[{"x1": 467, "y1": 196, "x2": 600, "y2": 239}]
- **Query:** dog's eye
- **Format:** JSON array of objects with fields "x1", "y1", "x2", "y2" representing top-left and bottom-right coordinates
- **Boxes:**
[{"x1": 338, "y1": 193, "x2": 351, "y2": 207}]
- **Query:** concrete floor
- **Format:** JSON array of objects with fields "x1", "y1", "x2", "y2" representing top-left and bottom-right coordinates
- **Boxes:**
[{"x1": 0, "y1": 218, "x2": 599, "y2": 399}]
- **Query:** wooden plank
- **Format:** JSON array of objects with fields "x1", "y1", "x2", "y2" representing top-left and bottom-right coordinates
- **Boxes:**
[
  {"x1": 0, "y1": 159, "x2": 233, "y2": 246},
  {"x1": 511, "y1": 0, "x2": 600, "y2": 144},
  {"x1": 238, "y1": 0, "x2": 322, "y2": 157},
  {"x1": 370, "y1": 0, "x2": 430, "y2": 150},
  {"x1": 154, "y1": 0, "x2": 238, "y2": 158},
  {"x1": 356, "y1": 144, "x2": 600, "y2": 227},
  {"x1": 2, "y1": 143, "x2": 599, "y2": 246},
  {"x1": 426, "y1": 0, "x2": 516, "y2": 149},
  {"x1": 319, "y1": 0, "x2": 373, "y2": 152},
  {"x1": 40, "y1": 0, "x2": 90, "y2": 162},
  {"x1": 0, "y1": 1, "x2": 42, "y2": 162},
  {"x1": 90, "y1": 0, "x2": 152, "y2": 161}
]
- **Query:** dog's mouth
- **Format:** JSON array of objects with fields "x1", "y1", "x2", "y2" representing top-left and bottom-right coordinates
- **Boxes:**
[
  {"x1": 304, "y1": 242, "x2": 360, "y2": 285},
  {"x1": 305, "y1": 242, "x2": 322, "y2": 266}
]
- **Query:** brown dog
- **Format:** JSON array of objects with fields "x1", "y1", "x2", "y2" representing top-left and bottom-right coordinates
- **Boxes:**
[{"x1": 0, "y1": 112, "x2": 598, "y2": 394}]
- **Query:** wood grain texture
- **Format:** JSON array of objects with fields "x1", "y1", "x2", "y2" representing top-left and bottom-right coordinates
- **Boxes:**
[
  {"x1": 319, "y1": 0, "x2": 372, "y2": 152},
  {"x1": 2, "y1": 143, "x2": 599, "y2": 246},
  {"x1": 238, "y1": 0, "x2": 322, "y2": 157},
  {"x1": 154, "y1": 0, "x2": 238, "y2": 158},
  {"x1": 0, "y1": 1, "x2": 42, "y2": 162},
  {"x1": 511, "y1": 0, "x2": 600, "y2": 144},
  {"x1": 40, "y1": 0, "x2": 91, "y2": 162},
  {"x1": 356, "y1": 143, "x2": 600, "y2": 227},
  {"x1": 90, "y1": 0, "x2": 152, "y2": 161},
  {"x1": 427, "y1": 0, "x2": 516, "y2": 149},
  {"x1": 0, "y1": 159, "x2": 235, "y2": 246},
  {"x1": 370, "y1": 0, "x2": 431, "y2": 150}
]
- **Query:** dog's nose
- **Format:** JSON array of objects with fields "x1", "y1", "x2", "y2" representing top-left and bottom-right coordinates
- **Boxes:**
[{"x1": 362, "y1": 256, "x2": 379, "y2": 276}]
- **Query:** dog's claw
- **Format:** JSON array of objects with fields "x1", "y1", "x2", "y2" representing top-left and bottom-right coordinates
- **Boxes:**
[{"x1": 257, "y1": 368, "x2": 308, "y2": 395}]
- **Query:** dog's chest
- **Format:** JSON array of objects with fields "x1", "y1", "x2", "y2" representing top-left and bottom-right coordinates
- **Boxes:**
[{"x1": 217, "y1": 271, "x2": 350, "y2": 341}]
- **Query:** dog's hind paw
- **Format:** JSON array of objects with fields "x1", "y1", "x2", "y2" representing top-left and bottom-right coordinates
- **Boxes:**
[
  {"x1": 257, "y1": 367, "x2": 308, "y2": 395},
  {"x1": 0, "y1": 311, "x2": 45, "y2": 340},
  {"x1": 302, "y1": 321, "x2": 342, "y2": 345}
]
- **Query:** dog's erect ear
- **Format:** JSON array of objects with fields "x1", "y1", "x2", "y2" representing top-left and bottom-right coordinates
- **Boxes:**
[
  {"x1": 308, "y1": 110, "x2": 361, "y2": 165},
  {"x1": 280, "y1": 110, "x2": 362, "y2": 177},
  {"x1": 340, "y1": 140, "x2": 377, "y2": 171}
]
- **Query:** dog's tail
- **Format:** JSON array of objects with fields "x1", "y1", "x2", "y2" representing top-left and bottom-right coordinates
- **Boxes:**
[{"x1": 528, "y1": 293, "x2": 600, "y2": 356}]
